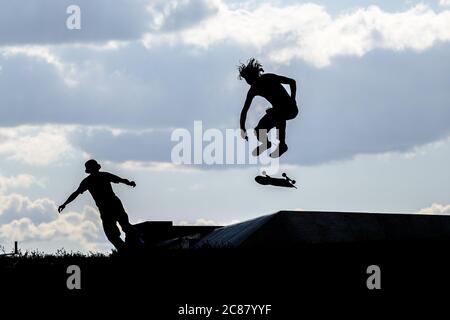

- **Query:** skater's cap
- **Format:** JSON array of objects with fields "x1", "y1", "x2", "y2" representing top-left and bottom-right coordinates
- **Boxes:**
[{"x1": 85, "y1": 159, "x2": 101, "y2": 173}]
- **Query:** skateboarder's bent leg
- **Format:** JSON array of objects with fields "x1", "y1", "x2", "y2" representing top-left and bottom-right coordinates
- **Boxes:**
[
  {"x1": 253, "y1": 112, "x2": 276, "y2": 156},
  {"x1": 113, "y1": 200, "x2": 138, "y2": 237},
  {"x1": 114, "y1": 198, "x2": 144, "y2": 246},
  {"x1": 277, "y1": 120, "x2": 287, "y2": 145},
  {"x1": 102, "y1": 218, "x2": 126, "y2": 251},
  {"x1": 113, "y1": 199, "x2": 130, "y2": 230},
  {"x1": 270, "y1": 119, "x2": 288, "y2": 158},
  {"x1": 269, "y1": 105, "x2": 298, "y2": 158},
  {"x1": 117, "y1": 211, "x2": 140, "y2": 240}
]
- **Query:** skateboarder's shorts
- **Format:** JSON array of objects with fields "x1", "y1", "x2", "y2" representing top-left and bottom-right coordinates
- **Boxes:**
[
  {"x1": 265, "y1": 102, "x2": 298, "y2": 120},
  {"x1": 97, "y1": 196, "x2": 128, "y2": 221}
]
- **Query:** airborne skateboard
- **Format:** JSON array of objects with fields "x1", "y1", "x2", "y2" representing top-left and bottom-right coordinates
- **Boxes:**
[{"x1": 255, "y1": 171, "x2": 297, "y2": 189}]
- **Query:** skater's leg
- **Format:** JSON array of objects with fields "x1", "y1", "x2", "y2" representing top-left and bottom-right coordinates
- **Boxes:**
[
  {"x1": 269, "y1": 102, "x2": 298, "y2": 158},
  {"x1": 118, "y1": 214, "x2": 133, "y2": 233},
  {"x1": 255, "y1": 110, "x2": 277, "y2": 143},
  {"x1": 115, "y1": 200, "x2": 135, "y2": 235},
  {"x1": 118, "y1": 212, "x2": 139, "y2": 239},
  {"x1": 253, "y1": 111, "x2": 276, "y2": 156},
  {"x1": 277, "y1": 120, "x2": 286, "y2": 145},
  {"x1": 102, "y1": 219, "x2": 126, "y2": 251},
  {"x1": 270, "y1": 119, "x2": 288, "y2": 158},
  {"x1": 114, "y1": 200, "x2": 144, "y2": 247},
  {"x1": 255, "y1": 117, "x2": 269, "y2": 145}
]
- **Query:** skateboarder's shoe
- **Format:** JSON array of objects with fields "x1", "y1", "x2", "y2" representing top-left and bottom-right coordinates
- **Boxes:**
[
  {"x1": 252, "y1": 141, "x2": 272, "y2": 157},
  {"x1": 270, "y1": 143, "x2": 288, "y2": 158}
]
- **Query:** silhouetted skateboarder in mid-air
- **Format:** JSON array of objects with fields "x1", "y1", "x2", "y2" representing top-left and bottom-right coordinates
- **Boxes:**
[
  {"x1": 239, "y1": 58, "x2": 298, "y2": 158},
  {"x1": 58, "y1": 159, "x2": 138, "y2": 252}
]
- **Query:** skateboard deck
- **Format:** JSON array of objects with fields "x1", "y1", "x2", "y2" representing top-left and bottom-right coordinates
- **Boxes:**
[{"x1": 255, "y1": 171, "x2": 297, "y2": 188}]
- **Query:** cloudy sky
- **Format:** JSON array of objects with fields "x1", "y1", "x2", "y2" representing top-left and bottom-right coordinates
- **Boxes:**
[{"x1": 1, "y1": 0, "x2": 450, "y2": 253}]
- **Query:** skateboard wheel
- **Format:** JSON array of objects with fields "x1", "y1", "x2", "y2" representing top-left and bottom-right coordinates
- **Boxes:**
[
  {"x1": 282, "y1": 173, "x2": 286, "y2": 177},
  {"x1": 292, "y1": 180, "x2": 296, "y2": 184},
  {"x1": 262, "y1": 170, "x2": 267, "y2": 175}
]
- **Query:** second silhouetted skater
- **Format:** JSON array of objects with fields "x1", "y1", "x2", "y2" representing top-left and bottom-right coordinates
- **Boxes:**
[{"x1": 58, "y1": 159, "x2": 138, "y2": 252}]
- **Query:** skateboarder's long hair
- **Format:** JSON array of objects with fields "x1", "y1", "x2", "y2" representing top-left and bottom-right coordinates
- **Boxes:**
[{"x1": 238, "y1": 58, "x2": 264, "y2": 80}]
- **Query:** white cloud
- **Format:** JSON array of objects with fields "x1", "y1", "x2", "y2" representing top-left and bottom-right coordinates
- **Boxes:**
[
  {"x1": 0, "y1": 124, "x2": 178, "y2": 168},
  {"x1": 0, "y1": 193, "x2": 57, "y2": 224},
  {"x1": 144, "y1": 2, "x2": 450, "y2": 67},
  {"x1": 0, "y1": 179, "x2": 107, "y2": 252},
  {"x1": 147, "y1": 0, "x2": 219, "y2": 31},
  {"x1": 116, "y1": 160, "x2": 200, "y2": 172},
  {"x1": 1, "y1": 46, "x2": 79, "y2": 86},
  {"x1": 177, "y1": 217, "x2": 239, "y2": 226},
  {"x1": 0, "y1": 174, "x2": 42, "y2": 193},
  {"x1": 0, "y1": 125, "x2": 77, "y2": 166},
  {"x1": 418, "y1": 203, "x2": 450, "y2": 215},
  {"x1": 3, "y1": 1, "x2": 450, "y2": 69},
  {"x1": 0, "y1": 206, "x2": 104, "y2": 252}
]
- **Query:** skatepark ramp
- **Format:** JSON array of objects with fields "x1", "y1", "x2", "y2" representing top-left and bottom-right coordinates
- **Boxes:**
[
  {"x1": 134, "y1": 211, "x2": 450, "y2": 249},
  {"x1": 193, "y1": 210, "x2": 450, "y2": 248}
]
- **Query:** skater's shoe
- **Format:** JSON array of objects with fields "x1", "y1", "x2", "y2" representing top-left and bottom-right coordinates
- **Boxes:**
[
  {"x1": 270, "y1": 143, "x2": 288, "y2": 158},
  {"x1": 252, "y1": 141, "x2": 272, "y2": 157}
]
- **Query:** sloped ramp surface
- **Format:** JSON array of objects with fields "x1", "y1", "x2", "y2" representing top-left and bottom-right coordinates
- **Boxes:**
[
  {"x1": 194, "y1": 214, "x2": 274, "y2": 248},
  {"x1": 194, "y1": 211, "x2": 450, "y2": 248}
]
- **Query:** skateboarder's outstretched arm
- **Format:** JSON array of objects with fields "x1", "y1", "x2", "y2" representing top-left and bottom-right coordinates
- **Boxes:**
[
  {"x1": 107, "y1": 172, "x2": 136, "y2": 187},
  {"x1": 240, "y1": 90, "x2": 255, "y2": 140},
  {"x1": 58, "y1": 186, "x2": 84, "y2": 213}
]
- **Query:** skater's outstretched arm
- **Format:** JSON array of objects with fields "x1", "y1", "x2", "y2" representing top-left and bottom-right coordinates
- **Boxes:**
[
  {"x1": 277, "y1": 75, "x2": 296, "y2": 101},
  {"x1": 240, "y1": 90, "x2": 255, "y2": 140},
  {"x1": 107, "y1": 173, "x2": 136, "y2": 187},
  {"x1": 58, "y1": 187, "x2": 83, "y2": 213}
]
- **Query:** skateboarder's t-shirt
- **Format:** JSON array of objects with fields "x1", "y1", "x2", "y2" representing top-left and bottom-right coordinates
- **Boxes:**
[
  {"x1": 250, "y1": 73, "x2": 294, "y2": 109},
  {"x1": 77, "y1": 171, "x2": 122, "y2": 207}
]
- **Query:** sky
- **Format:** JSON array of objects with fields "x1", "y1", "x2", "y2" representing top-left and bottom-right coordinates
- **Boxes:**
[{"x1": 0, "y1": 0, "x2": 450, "y2": 253}]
